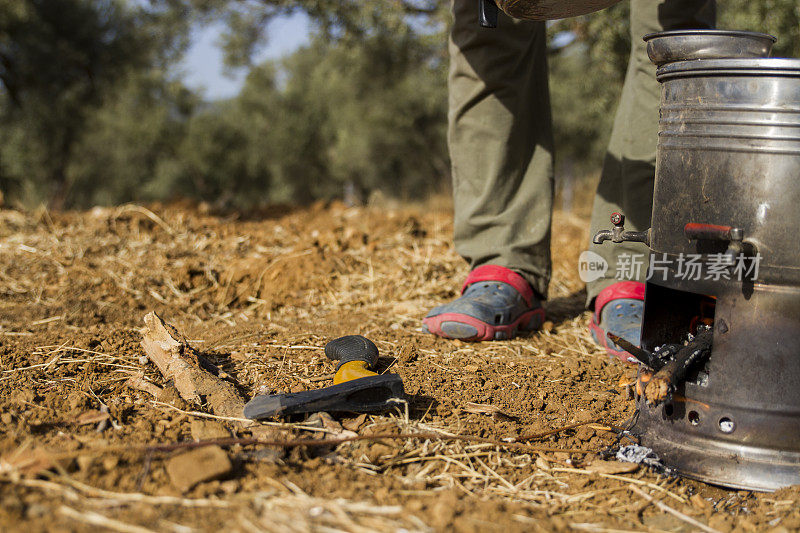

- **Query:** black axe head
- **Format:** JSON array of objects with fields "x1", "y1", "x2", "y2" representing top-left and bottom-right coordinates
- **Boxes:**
[{"x1": 243, "y1": 373, "x2": 405, "y2": 420}]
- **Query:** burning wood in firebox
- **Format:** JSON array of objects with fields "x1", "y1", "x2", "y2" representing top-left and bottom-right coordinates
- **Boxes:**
[{"x1": 609, "y1": 327, "x2": 714, "y2": 406}]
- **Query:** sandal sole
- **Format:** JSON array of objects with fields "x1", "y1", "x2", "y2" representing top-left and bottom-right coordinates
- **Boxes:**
[{"x1": 423, "y1": 308, "x2": 545, "y2": 342}]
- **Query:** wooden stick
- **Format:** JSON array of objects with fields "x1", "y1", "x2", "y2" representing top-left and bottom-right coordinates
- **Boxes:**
[
  {"x1": 646, "y1": 329, "x2": 712, "y2": 405},
  {"x1": 139, "y1": 311, "x2": 245, "y2": 421},
  {"x1": 139, "y1": 312, "x2": 289, "y2": 447}
]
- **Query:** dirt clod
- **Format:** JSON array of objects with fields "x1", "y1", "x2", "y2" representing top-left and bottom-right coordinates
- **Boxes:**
[
  {"x1": 166, "y1": 445, "x2": 232, "y2": 492},
  {"x1": 190, "y1": 420, "x2": 230, "y2": 441}
]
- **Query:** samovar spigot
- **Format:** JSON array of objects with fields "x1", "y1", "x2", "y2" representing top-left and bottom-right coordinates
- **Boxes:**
[{"x1": 593, "y1": 212, "x2": 651, "y2": 247}]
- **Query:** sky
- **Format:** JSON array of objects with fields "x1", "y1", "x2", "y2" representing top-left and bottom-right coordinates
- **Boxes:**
[{"x1": 181, "y1": 12, "x2": 311, "y2": 100}]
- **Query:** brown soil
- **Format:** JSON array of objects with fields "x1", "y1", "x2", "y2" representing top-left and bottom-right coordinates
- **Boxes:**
[{"x1": 0, "y1": 199, "x2": 798, "y2": 532}]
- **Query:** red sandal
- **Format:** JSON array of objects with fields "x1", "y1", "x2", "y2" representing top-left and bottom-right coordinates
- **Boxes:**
[{"x1": 589, "y1": 281, "x2": 645, "y2": 363}]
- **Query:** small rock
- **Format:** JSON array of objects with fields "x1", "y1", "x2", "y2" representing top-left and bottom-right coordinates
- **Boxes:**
[
  {"x1": 690, "y1": 494, "x2": 711, "y2": 510},
  {"x1": 305, "y1": 412, "x2": 356, "y2": 438},
  {"x1": 76, "y1": 455, "x2": 94, "y2": 472},
  {"x1": 342, "y1": 413, "x2": 368, "y2": 432},
  {"x1": 66, "y1": 391, "x2": 87, "y2": 412},
  {"x1": 244, "y1": 447, "x2": 283, "y2": 463},
  {"x1": 1, "y1": 413, "x2": 13, "y2": 425},
  {"x1": 365, "y1": 443, "x2": 394, "y2": 463},
  {"x1": 190, "y1": 419, "x2": 230, "y2": 441},
  {"x1": 75, "y1": 409, "x2": 110, "y2": 426},
  {"x1": 305, "y1": 412, "x2": 342, "y2": 432},
  {"x1": 102, "y1": 456, "x2": 119, "y2": 471},
  {"x1": 585, "y1": 460, "x2": 639, "y2": 475},
  {"x1": 535, "y1": 456, "x2": 550, "y2": 471},
  {"x1": 220, "y1": 480, "x2": 239, "y2": 494},
  {"x1": 166, "y1": 445, "x2": 232, "y2": 492}
]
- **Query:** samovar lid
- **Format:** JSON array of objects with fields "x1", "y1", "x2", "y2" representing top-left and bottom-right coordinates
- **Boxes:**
[{"x1": 644, "y1": 29, "x2": 776, "y2": 67}]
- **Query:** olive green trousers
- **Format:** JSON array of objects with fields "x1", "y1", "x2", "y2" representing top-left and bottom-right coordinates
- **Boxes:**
[{"x1": 448, "y1": 0, "x2": 716, "y2": 302}]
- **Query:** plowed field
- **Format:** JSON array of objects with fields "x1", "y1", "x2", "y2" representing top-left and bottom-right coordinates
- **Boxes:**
[{"x1": 1, "y1": 199, "x2": 797, "y2": 532}]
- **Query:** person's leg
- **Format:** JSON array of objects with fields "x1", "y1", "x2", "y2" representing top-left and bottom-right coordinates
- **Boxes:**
[
  {"x1": 449, "y1": 0, "x2": 554, "y2": 299},
  {"x1": 587, "y1": 0, "x2": 715, "y2": 358},
  {"x1": 424, "y1": 0, "x2": 553, "y2": 341}
]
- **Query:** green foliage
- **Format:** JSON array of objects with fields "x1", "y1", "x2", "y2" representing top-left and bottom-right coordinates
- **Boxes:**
[
  {"x1": 2, "y1": 0, "x2": 800, "y2": 208},
  {"x1": 283, "y1": 32, "x2": 448, "y2": 200},
  {"x1": 547, "y1": 2, "x2": 635, "y2": 179},
  {"x1": 718, "y1": 0, "x2": 800, "y2": 58},
  {"x1": 548, "y1": 2, "x2": 630, "y2": 177},
  {"x1": 236, "y1": 57, "x2": 333, "y2": 204},
  {"x1": 0, "y1": 0, "x2": 149, "y2": 205},
  {"x1": 67, "y1": 73, "x2": 197, "y2": 206},
  {"x1": 163, "y1": 28, "x2": 449, "y2": 207},
  {"x1": 173, "y1": 0, "x2": 448, "y2": 68},
  {"x1": 0, "y1": 0, "x2": 195, "y2": 207}
]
